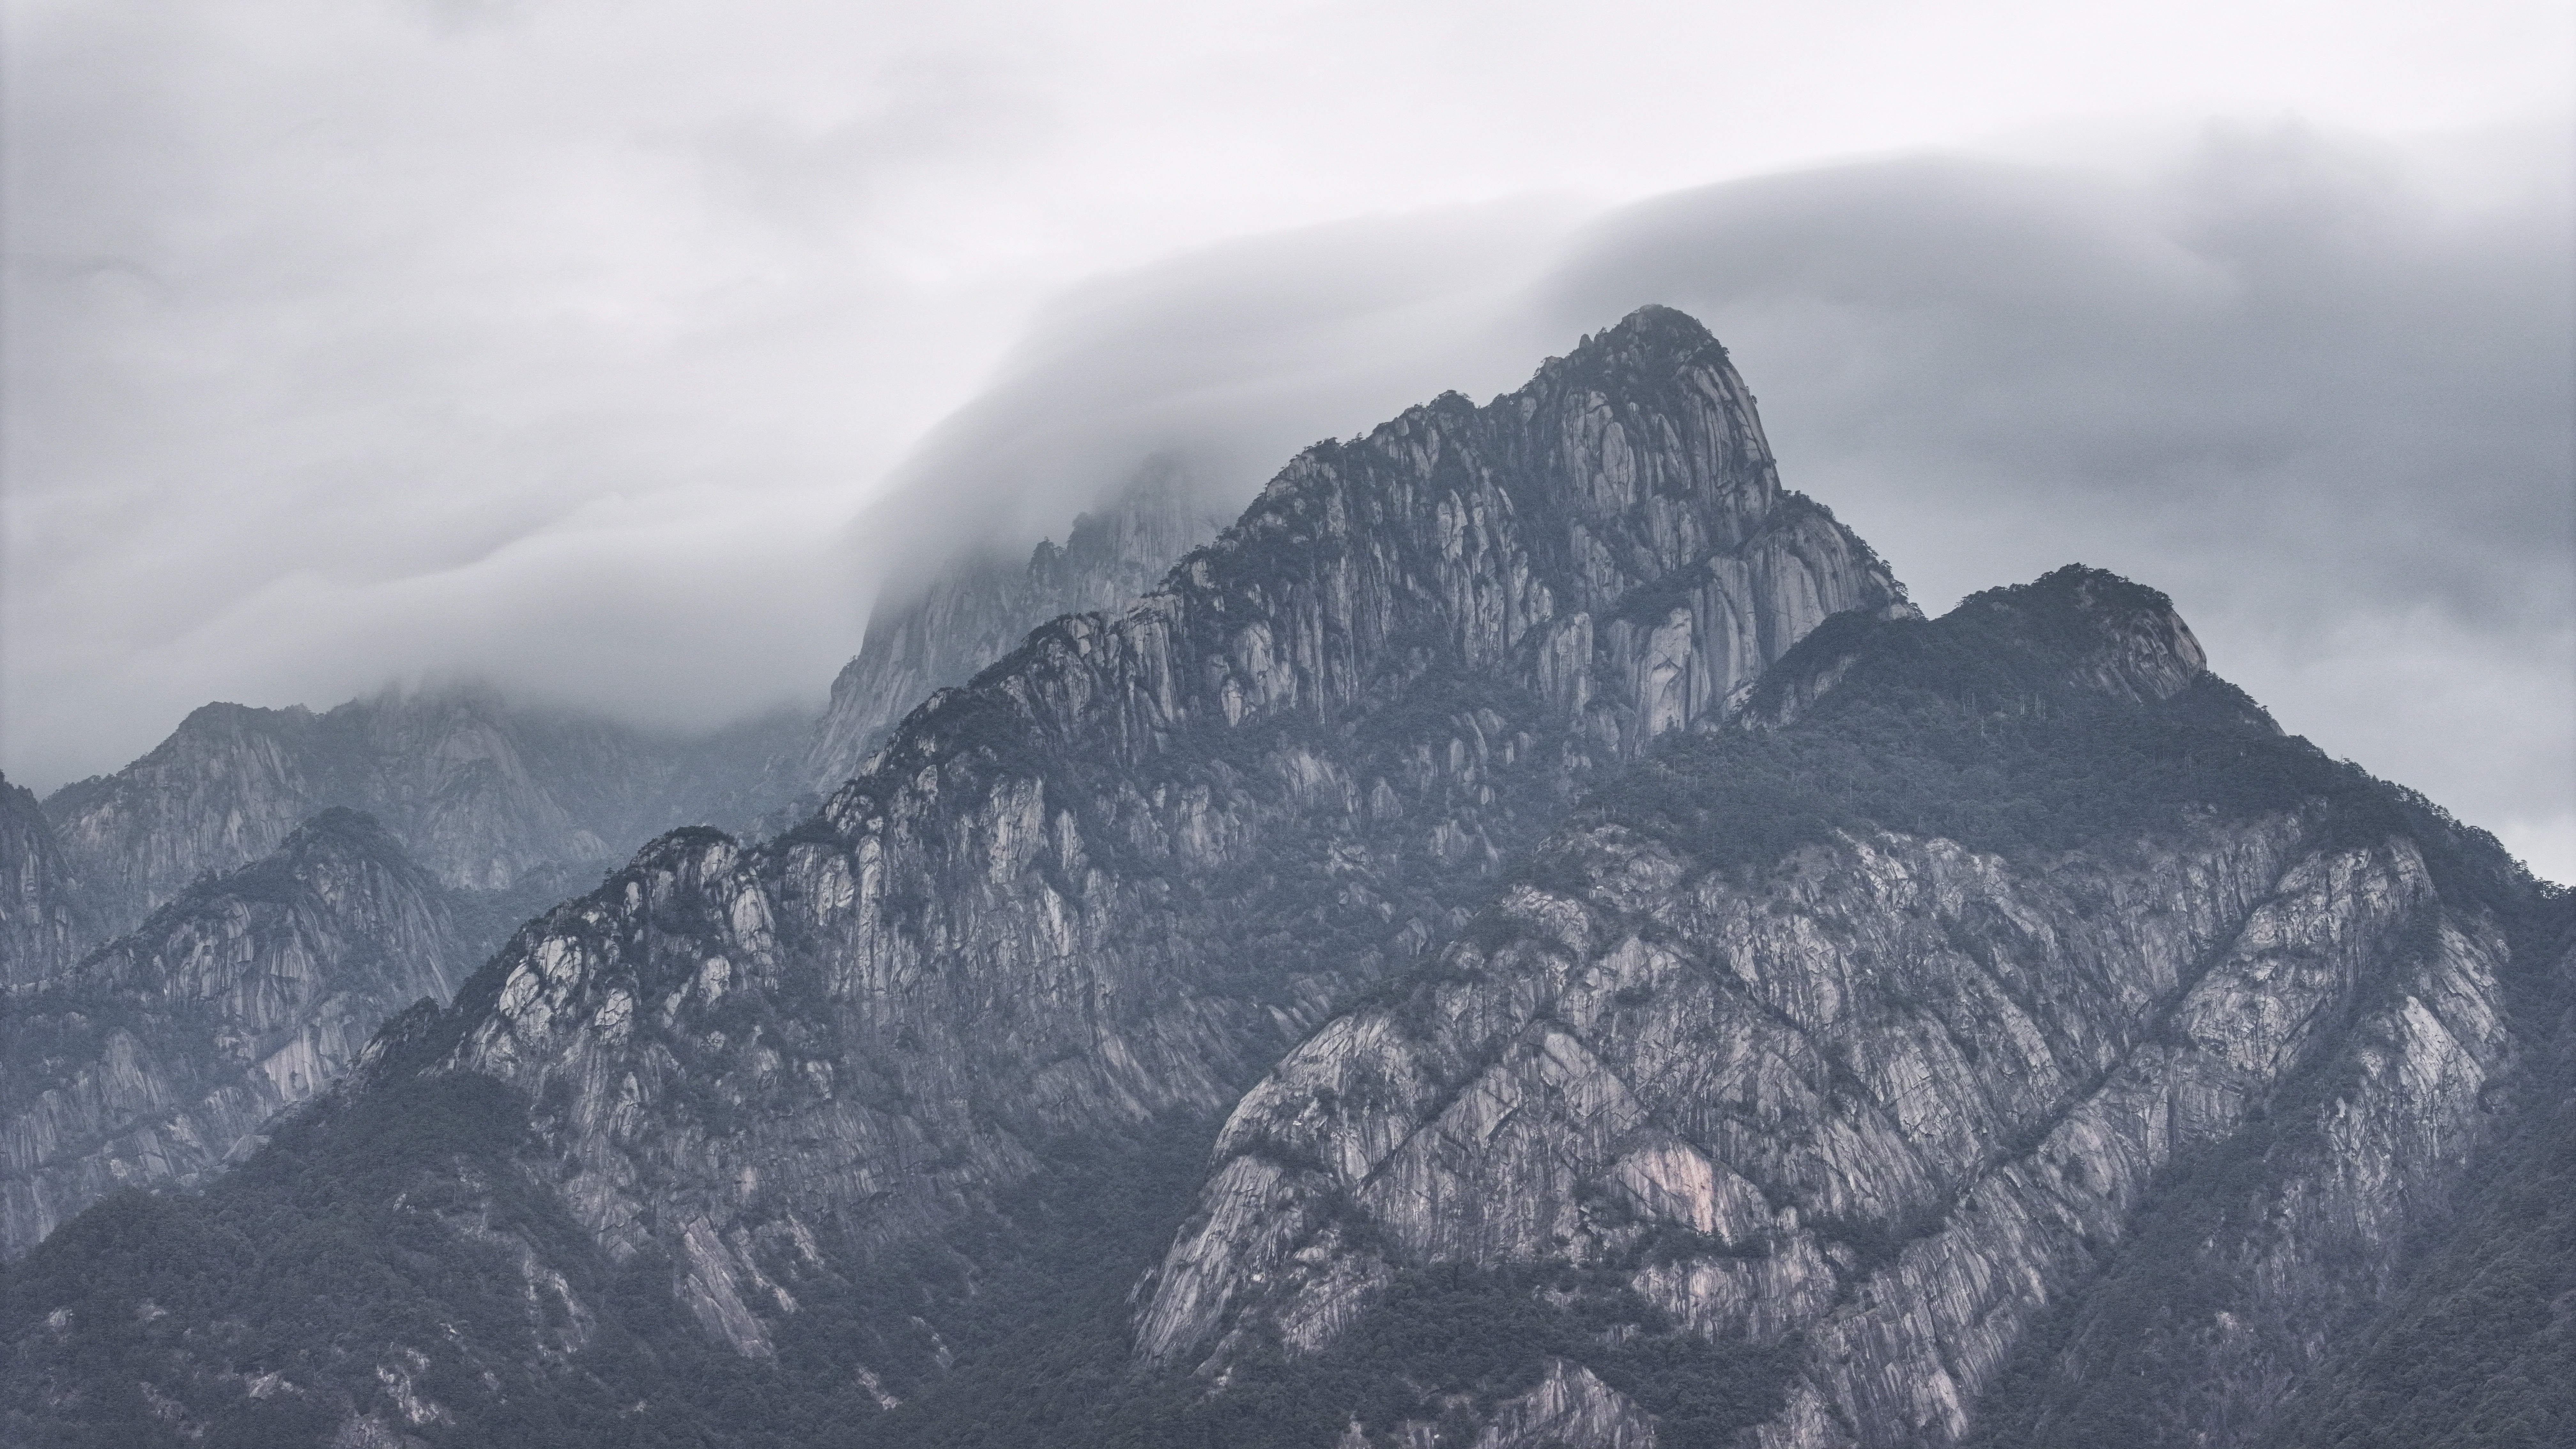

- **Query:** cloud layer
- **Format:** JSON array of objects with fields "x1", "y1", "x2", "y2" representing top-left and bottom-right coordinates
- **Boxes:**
[
  {"x1": 5, "y1": 3, "x2": 2569, "y2": 876},
  {"x1": 837, "y1": 125, "x2": 2576, "y2": 878}
]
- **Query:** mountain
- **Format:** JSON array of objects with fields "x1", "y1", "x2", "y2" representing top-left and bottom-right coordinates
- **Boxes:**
[
  {"x1": 0, "y1": 775, "x2": 84, "y2": 987},
  {"x1": 0, "y1": 306, "x2": 1912, "y2": 1446},
  {"x1": 796, "y1": 462, "x2": 1226, "y2": 797},
  {"x1": 0, "y1": 810, "x2": 461, "y2": 1258},
  {"x1": 4, "y1": 307, "x2": 2560, "y2": 1449},
  {"x1": 1128, "y1": 567, "x2": 2566, "y2": 1449},
  {"x1": 40, "y1": 684, "x2": 798, "y2": 943}
]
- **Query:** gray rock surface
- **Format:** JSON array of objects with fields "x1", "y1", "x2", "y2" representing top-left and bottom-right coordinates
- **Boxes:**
[
  {"x1": 1134, "y1": 572, "x2": 2542, "y2": 1448},
  {"x1": 0, "y1": 810, "x2": 461, "y2": 1256},
  {"x1": 0, "y1": 774, "x2": 83, "y2": 987}
]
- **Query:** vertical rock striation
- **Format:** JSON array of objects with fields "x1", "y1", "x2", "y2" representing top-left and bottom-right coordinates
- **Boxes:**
[
  {"x1": 0, "y1": 774, "x2": 83, "y2": 987},
  {"x1": 0, "y1": 810, "x2": 460, "y2": 1257},
  {"x1": 799, "y1": 462, "x2": 1229, "y2": 796}
]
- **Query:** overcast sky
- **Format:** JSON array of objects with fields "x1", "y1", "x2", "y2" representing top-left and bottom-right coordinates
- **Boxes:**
[{"x1": 5, "y1": 0, "x2": 2570, "y2": 877}]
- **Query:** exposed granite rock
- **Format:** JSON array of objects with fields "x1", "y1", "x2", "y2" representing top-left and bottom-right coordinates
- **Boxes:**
[
  {"x1": 1134, "y1": 569, "x2": 2547, "y2": 1448},
  {"x1": 800, "y1": 462, "x2": 1227, "y2": 797},
  {"x1": 0, "y1": 309, "x2": 2560, "y2": 1449},
  {"x1": 42, "y1": 684, "x2": 795, "y2": 940},
  {"x1": 0, "y1": 810, "x2": 460, "y2": 1256},
  {"x1": 0, "y1": 774, "x2": 83, "y2": 987}
]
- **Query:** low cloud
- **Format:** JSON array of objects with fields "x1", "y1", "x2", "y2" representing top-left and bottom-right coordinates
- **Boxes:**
[
  {"x1": 1534, "y1": 123, "x2": 2573, "y2": 876},
  {"x1": 846, "y1": 123, "x2": 2575, "y2": 877},
  {"x1": 7, "y1": 10, "x2": 2565, "y2": 884}
]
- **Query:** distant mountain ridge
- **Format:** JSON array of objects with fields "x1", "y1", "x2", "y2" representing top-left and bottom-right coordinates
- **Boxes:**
[{"x1": 39, "y1": 685, "x2": 799, "y2": 945}]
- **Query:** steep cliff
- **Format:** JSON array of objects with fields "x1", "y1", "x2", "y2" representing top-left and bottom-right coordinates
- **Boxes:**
[
  {"x1": 1131, "y1": 567, "x2": 2557, "y2": 1449},
  {"x1": 427, "y1": 304, "x2": 1903, "y2": 1354},
  {"x1": 0, "y1": 307, "x2": 1910, "y2": 1445},
  {"x1": 42, "y1": 684, "x2": 794, "y2": 940},
  {"x1": 799, "y1": 463, "x2": 1227, "y2": 796},
  {"x1": 0, "y1": 774, "x2": 83, "y2": 987},
  {"x1": 0, "y1": 810, "x2": 461, "y2": 1258}
]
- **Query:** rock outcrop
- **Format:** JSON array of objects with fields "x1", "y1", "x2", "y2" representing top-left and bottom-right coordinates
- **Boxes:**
[
  {"x1": 0, "y1": 774, "x2": 83, "y2": 987},
  {"x1": 799, "y1": 463, "x2": 1227, "y2": 796},
  {"x1": 1134, "y1": 568, "x2": 2555, "y2": 1449},
  {"x1": 0, "y1": 810, "x2": 461, "y2": 1257}
]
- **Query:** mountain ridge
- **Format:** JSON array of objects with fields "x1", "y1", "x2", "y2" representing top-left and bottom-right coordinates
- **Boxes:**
[
  {"x1": 2, "y1": 307, "x2": 2560, "y2": 1449},
  {"x1": 1122, "y1": 563, "x2": 2556, "y2": 1449}
]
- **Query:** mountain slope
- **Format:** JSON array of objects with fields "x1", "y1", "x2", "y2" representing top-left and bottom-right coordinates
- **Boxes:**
[
  {"x1": 0, "y1": 306, "x2": 1910, "y2": 1445},
  {"x1": 0, "y1": 810, "x2": 461, "y2": 1258},
  {"x1": 1131, "y1": 567, "x2": 2558, "y2": 1449}
]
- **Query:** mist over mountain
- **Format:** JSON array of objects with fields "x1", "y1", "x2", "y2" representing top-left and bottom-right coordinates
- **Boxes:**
[
  {"x1": 0, "y1": 810, "x2": 463, "y2": 1258},
  {"x1": 12, "y1": 127, "x2": 2567, "y2": 883},
  {"x1": 1, "y1": 308, "x2": 2564, "y2": 1449}
]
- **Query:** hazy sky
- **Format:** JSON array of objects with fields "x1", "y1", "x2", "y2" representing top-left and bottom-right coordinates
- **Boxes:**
[{"x1": 5, "y1": 0, "x2": 2570, "y2": 875}]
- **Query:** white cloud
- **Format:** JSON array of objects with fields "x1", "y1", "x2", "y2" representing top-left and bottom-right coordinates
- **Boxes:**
[{"x1": 5, "y1": 0, "x2": 2569, "y2": 889}]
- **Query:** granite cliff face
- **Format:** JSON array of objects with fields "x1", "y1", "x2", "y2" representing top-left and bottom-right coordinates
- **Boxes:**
[
  {"x1": 0, "y1": 775, "x2": 83, "y2": 987},
  {"x1": 0, "y1": 810, "x2": 460, "y2": 1257},
  {"x1": 799, "y1": 464, "x2": 1227, "y2": 797},
  {"x1": 41, "y1": 685, "x2": 792, "y2": 942},
  {"x1": 1132, "y1": 569, "x2": 2555, "y2": 1449}
]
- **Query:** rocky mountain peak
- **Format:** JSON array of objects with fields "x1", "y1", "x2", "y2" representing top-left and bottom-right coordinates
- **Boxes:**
[
  {"x1": 1951, "y1": 563, "x2": 2210, "y2": 701},
  {"x1": 1563, "y1": 301, "x2": 1739, "y2": 378},
  {"x1": 1736, "y1": 563, "x2": 2224, "y2": 730}
]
